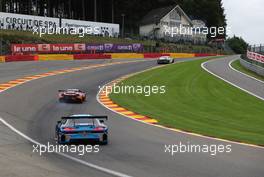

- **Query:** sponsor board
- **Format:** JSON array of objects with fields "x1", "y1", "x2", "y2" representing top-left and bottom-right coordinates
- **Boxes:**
[
  {"x1": 11, "y1": 43, "x2": 144, "y2": 54},
  {"x1": 0, "y1": 12, "x2": 119, "y2": 37},
  {"x1": 247, "y1": 51, "x2": 264, "y2": 63},
  {"x1": 86, "y1": 43, "x2": 144, "y2": 53}
]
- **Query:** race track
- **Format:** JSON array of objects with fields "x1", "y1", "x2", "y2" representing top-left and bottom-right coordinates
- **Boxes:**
[
  {"x1": 202, "y1": 56, "x2": 264, "y2": 100},
  {"x1": 0, "y1": 57, "x2": 264, "y2": 177}
]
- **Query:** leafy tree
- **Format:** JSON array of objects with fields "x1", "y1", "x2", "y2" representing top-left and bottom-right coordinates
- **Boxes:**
[{"x1": 226, "y1": 36, "x2": 248, "y2": 54}]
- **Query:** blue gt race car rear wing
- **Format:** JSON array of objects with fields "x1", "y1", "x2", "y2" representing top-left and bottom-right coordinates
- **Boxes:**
[{"x1": 61, "y1": 116, "x2": 108, "y2": 120}]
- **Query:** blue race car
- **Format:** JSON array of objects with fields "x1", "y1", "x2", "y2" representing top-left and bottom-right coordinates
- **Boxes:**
[{"x1": 55, "y1": 114, "x2": 108, "y2": 145}]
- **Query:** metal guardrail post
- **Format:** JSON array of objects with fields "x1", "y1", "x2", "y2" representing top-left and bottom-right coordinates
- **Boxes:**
[{"x1": 249, "y1": 44, "x2": 264, "y2": 54}]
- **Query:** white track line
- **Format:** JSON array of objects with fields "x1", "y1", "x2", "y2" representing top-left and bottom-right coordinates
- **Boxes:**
[
  {"x1": 229, "y1": 59, "x2": 264, "y2": 84},
  {"x1": 201, "y1": 59, "x2": 264, "y2": 101},
  {"x1": 97, "y1": 60, "x2": 264, "y2": 150}
]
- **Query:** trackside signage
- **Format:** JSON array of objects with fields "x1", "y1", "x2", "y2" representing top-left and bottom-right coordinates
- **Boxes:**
[
  {"x1": 247, "y1": 51, "x2": 264, "y2": 63},
  {"x1": 11, "y1": 43, "x2": 144, "y2": 54},
  {"x1": 0, "y1": 12, "x2": 119, "y2": 37},
  {"x1": 12, "y1": 44, "x2": 84, "y2": 54}
]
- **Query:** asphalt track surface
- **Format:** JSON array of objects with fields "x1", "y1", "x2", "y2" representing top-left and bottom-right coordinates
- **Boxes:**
[
  {"x1": 0, "y1": 57, "x2": 264, "y2": 177},
  {"x1": 203, "y1": 56, "x2": 264, "y2": 100}
]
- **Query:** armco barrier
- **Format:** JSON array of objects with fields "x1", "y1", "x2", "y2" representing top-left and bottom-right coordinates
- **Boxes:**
[
  {"x1": 240, "y1": 58, "x2": 264, "y2": 77},
  {"x1": 0, "y1": 56, "x2": 5, "y2": 62},
  {"x1": 5, "y1": 55, "x2": 38, "y2": 62},
  {"x1": 111, "y1": 53, "x2": 144, "y2": 59},
  {"x1": 73, "y1": 54, "x2": 111, "y2": 60},
  {"x1": 169, "y1": 53, "x2": 195, "y2": 58},
  {"x1": 38, "y1": 54, "x2": 73, "y2": 61},
  {"x1": 143, "y1": 53, "x2": 170, "y2": 58}
]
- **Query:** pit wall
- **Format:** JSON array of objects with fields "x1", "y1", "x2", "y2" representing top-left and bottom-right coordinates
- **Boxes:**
[{"x1": 0, "y1": 53, "x2": 218, "y2": 62}]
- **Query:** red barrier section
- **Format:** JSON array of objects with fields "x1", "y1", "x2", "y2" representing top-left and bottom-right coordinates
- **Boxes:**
[
  {"x1": 1, "y1": 53, "x2": 222, "y2": 63},
  {"x1": 247, "y1": 51, "x2": 264, "y2": 63},
  {"x1": 194, "y1": 53, "x2": 217, "y2": 57},
  {"x1": 5, "y1": 55, "x2": 38, "y2": 62},
  {"x1": 73, "y1": 54, "x2": 111, "y2": 60},
  {"x1": 143, "y1": 53, "x2": 170, "y2": 58}
]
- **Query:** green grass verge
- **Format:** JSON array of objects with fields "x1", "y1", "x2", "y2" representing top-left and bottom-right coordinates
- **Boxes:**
[
  {"x1": 231, "y1": 59, "x2": 264, "y2": 81},
  {"x1": 110, "y1": 58, "x2": 264, "y2": 145}
]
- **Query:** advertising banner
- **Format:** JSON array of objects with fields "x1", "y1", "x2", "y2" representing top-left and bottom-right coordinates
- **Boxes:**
[
  {"x1": 74, "y1": 44, "x2": 86, "y2": 52},
  {"x1": 86, "y1": 44, "x2": 105, "y2": 52},
  {"x1": 11, "y1": 44, "x2": 38, "y2": 54},
  {"x1": 106, "y1": 44, "x2": 144, "y2": 52},
  {"x1": 247, "y1": 51, "x2": 264, "y2": 63},
  {"x1": 0, "y1": 12, "x2": 119, "y2": 37},
  {"x1": 114, "y1": 44, "x2": 133, "y2": 52},
  {"x1": 50, "y1": 44, "x2": 74, "y2": 53},
  {"x1": 132, "y1": 43, "x2": 144, "y2": 52},
  {"x1": 86, "y1": 43, "x2": 144, "y2": 53},
  {"x1": 11, "y1": 43, "x2": 144, "y2": 54},
  {"x1": 86, "y1": 43, "x2": 144, "y2": 52},
  {"x1": 38, "y1": 44, "x2": 51, "y2": 53}
]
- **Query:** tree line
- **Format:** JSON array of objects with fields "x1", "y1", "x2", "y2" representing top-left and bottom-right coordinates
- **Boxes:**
[{"x1": 0, "y1": 0, "x2": 226, "y2": 35}]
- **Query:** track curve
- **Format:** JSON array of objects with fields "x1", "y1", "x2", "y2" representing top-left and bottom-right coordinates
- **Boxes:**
[
  {"x1": 202, "y1": 56, "x2": 264, "y2": 100},
  {"x1": 1, "y1": 57, "x2": 264, "y2": 177}
]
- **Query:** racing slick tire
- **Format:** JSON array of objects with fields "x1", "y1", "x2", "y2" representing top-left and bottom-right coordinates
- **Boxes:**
[
  {"x1": 57, "y1": 134, "x2": 66, "y2": 144},
  {"x1": 78, "y1": 98, "x2": 84, "y2": 104},
  {"x1": 100, "y1": 134, "x2": 108, "y2": 145}
]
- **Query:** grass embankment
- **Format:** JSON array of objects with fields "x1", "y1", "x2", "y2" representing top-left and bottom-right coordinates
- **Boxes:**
[
  {"x1": 231, "y1": 59, "x2": 264, "y2": 81},
  {"x1": 110, "y1": 58, "x2": 264, "y2": 145}
]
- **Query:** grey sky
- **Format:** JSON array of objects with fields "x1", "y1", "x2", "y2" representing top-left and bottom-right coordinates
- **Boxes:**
[{"x1": 222, "y1": 0, "x2": 264, "y2": 45}]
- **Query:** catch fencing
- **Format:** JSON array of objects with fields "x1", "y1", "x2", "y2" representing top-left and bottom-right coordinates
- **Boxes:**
[{"x1": 248, "y1": 44, "x2": 264, "y2": 55}]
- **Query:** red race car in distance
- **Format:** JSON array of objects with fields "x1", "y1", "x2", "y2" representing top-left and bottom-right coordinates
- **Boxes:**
[{"x1": 59, "y1": 89, "x2": 86, "y2": 103}]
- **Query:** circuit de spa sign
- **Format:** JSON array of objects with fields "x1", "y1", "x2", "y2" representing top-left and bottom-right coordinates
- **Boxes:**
[{"x1": 0, "y1": 12, "x2": 120, "y2": 37}]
